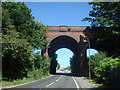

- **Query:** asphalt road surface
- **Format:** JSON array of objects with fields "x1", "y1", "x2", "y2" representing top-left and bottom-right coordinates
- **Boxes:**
[{"x1": 3, "y1": 73, "x2": 80, "y2": 89}]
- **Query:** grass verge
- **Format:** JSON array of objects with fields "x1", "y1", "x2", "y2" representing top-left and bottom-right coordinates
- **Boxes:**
[{"x1": 1, "y1": 74, "x2": 51, "y2": 87}]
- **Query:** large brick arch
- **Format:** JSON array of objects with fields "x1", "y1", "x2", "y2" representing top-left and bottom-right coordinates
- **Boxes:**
[
  {"x1": 48, "y1": 35, "x2": 80, "y2": 74},
  {"x1": 45, "y1": 26, "x2": 104, "y2": 76},
  {"x1": 47, "y1": 26, "x2": 86, "y2": 42},
  {"x1": 47, "y1": 34, "x2": 79, "y2": 47}
]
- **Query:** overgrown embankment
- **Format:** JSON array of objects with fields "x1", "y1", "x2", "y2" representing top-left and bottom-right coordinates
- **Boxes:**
[{"x1": 2, "y1": 2, "x2": 50, "y2": 86}]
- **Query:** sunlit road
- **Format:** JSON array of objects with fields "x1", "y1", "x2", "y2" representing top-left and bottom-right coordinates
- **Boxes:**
[{"x1": 4, "y1": 73, "x2": 80, "y2": 89}]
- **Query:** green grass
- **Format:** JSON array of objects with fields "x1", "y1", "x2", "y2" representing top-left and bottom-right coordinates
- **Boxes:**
[{"x1": 1, "y1": 74, "x2": 50, "y2": 87}]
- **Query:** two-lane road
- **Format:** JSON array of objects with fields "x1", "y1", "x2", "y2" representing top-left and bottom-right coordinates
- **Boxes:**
[{"x1": 3, "y1": 73, "x2": 80, "y2": 89}]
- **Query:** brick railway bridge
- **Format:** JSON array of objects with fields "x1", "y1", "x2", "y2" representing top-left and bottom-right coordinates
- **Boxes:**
[{"x1": 44, "y1": 26, "x2": 105, "y2": 76}]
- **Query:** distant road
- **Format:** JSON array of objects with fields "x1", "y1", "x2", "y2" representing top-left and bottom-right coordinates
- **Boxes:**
[{"x1": 3, "y1": 73, "x2": 80, "y2": 89}]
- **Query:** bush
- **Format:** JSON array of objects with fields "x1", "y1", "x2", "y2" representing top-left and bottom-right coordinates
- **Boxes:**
[
  {"x1": 89, "y1": 51, "x2": 107, "y2": 78},
  {"x1": 2, "y1": 31, "x2": 34, "y2": 80},
  {"x1": 31, "y1": 54, "x2": 50, "y2": 76},
  {"x1": 90, "y1": 52, "x2": 120, "y2": 85},
  {"x1": 94, "y1": 57, "x2": 120, "y2": 85},
  {"x1": 2, "y1": 2, "x2": 49, "y2": 80}
]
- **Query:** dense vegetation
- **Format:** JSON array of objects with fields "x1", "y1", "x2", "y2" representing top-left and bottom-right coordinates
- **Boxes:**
[
  {"x1": 89, "y1": 52, "x2": 120, "y2": 85},
  {"x1": 82, "y1": 2, "x2": 120, "y2": 57},
  {"x1": 2, "y1": 2, "x2": 50, "y2": 80},
  {"x1": 70, "y1": 55, "x2": 78, "y2": 74},
  {"x1": 82, "y1": 2, "x2": 120, "y2": 87},
  {"x1": 56, "y1": 61, "x2": 60, "y2": 70}
]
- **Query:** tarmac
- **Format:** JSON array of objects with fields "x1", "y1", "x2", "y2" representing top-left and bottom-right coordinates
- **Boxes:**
[{"x1": 74, "y1": 77, "x2": 98, "y2": 88}]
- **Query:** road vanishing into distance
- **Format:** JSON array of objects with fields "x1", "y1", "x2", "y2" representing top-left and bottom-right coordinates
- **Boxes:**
[{"x1": 3, "y1": 73, "x2": 81, "y2": 89}]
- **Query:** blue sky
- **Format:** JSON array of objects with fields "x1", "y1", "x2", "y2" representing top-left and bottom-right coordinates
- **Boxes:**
[
  {"x1": 24, "y1": 2, "x2": 98, "y2": 68},
  {"x1": 2, "y1": 0, "x2": 94, "y2": 2},
  {"x1": 56, "y1": 48, "x2": 98, "y2": 69},
  {"x1": 25, "y1": 2, "x2": 92, "y2": 26}
]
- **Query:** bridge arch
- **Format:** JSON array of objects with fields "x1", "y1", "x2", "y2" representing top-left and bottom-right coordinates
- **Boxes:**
[
  {"x1": 47, "y1": 34, "x2": 79, "y2": 47},
  {"x1": 48, "y1": 35, "x2": 81, "y2": 74}
]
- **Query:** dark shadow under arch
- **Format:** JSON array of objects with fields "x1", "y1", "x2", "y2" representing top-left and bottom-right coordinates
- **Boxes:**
[{"x1": 48, "y1": 35, "x2": 80, "y2": 74}]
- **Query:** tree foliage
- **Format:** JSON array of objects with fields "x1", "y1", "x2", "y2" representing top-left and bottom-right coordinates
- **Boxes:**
[
  {"x1": 2, "y1": 30, "x2": 34, "y2": 80},
  {"x1": 2, "y1": 2, "x2": 49, "y2": 80},
  {"x1": 95, "y1": 57, "x2": 120, "y2": 84},
  {"x1": 70, "y1": 55, "x2": 78, "y2": 74},
  {"x1": 83, "y1": 2, "x2": 120, "y2": 57},
  {"x1": 29, "y1": 54, "x2": 50, "y2": 77},
  {"x1": 89, "y1": 52, "x2": 120, "y2": 85},
  {"x1": 83, "y1": 2, "x2": 120, "y2": 27},
  {"x1": 90, "y1": 52, "x2": 107, "y2": 76},
  {"x1": 2, "y1": 2, "x2": 48, "y2": 49},
  {"x1": 56, "y1": 61, "x2": 60, "y2": 70}
]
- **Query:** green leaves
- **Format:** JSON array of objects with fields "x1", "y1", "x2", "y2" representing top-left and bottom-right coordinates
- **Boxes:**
[
  {"x1": 2, "y1": 30, "x2": 34, "y2": 80},
  {"x1": 2, "y1": 2, "x2": 48, "y2": 49},
  {"x1": 83, "y1": 2, "x2": 120, "y2": 27},
  {"x1": 89, "y1": 52, "x2": 120, "y2": 85},
  {"x1": 2, "y1": 2, "x2": 49, "y2": 80},
  {"x1": 83, "y1": 2, "x2": 120, "y2": 57},
  {"x1": 32, "y1": 54, "x2": 50, "y2": 75}
]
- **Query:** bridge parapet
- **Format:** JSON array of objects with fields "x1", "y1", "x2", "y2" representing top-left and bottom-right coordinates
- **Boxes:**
[{"x1": 48, "y1": 26, "x2": 87, "y2": 32}]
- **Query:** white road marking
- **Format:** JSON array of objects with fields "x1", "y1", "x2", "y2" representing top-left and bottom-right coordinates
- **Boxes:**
[
  {"x1": 72, "y1": 77, "x2": 80, "y2": 89},
  {"x1": 46, "y1": 75, "x2": 62, "y2": 87},
  {"x1": 59, "y1": 76, "x2": 62, "y2": 79},
  {"x1": 46, "y1": 82, "x2": 55, "y2": 87},
  {"x1": 55, "y1": 79, "x2": 59, "y2": 82}
]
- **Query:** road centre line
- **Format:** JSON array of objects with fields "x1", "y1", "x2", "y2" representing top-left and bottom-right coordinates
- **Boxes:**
[
  {"x1": 46, "y1": 82, "x2": 55, "y2": 87},
  {"x1": 72, "y1": 77, "x2": 80, "y2": 89},
  {"x1": 46, "y1": 75, "x2": 62, "y2": 87},
  {"x1": 55, "y1": 79, "x2": 59, "y2": 82},
  {"x1": 59, "y1": 75, "x2": 62, "y2": 79}
]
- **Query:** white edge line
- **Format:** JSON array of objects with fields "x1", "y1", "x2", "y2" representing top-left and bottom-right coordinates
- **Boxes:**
[
  {"x1": 72, "y1": 77, "x2": 79, "y2": 89},
  {"x1": 6, "y1": 75, "x2": 53, "y2": 88}
]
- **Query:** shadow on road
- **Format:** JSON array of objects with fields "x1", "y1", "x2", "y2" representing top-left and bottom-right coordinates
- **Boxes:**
[
  {"x1": 53, "y1": 72, "x2": 80, "y2": 77},
  {"x1": 53, "y1": 73, "x2": 115, "y2": 89}
]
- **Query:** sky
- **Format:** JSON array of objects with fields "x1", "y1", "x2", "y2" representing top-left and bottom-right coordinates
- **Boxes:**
[
  {"x1": 2, "y1": 0, "x2": 94, "y2": 2},
  {"x1": 56, "y1": 48, "x2": 98, "y2": 69},
  {"x1": 25, "y1": 2, "x2": 92, "y2": 26},
  {"x1": 24, "y1": 2, "x2": 98, "y2": 69}
]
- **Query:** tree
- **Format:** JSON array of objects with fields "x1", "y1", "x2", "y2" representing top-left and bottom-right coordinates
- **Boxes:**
[
  {"x1": 32, "y1": 54, "x2": 50, "y2": 76},
  {"x1": 70, "y1": 55, "x2": 78, "y2": 74},
  {"x1": 89, "y1": 51, "x2": 120, "y2": 85},
  {"x1": 2, "y1": 30, "x2": 34, "y2": 80},
  {"x1": 82, "y1": 2, "x2": 120, "y2": 57},
  {"x1": 83, "y1": 2, "x2": 120, "y2": 27},
  {"x1": 2, "y1": 2, "x2": 49, "y2": 80},
  {"x1": 2, "y1": 2, "x2": 48, "y2": 49},
  {"x1": 94, "y1": 57, "x2": 120, "y2": 85},
  {"x1": 89, "y1": 52, "x2": 107, "y2": 78},
  {"x1": 56, "y1": 61, "x2": 60, "y2": 70}
]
